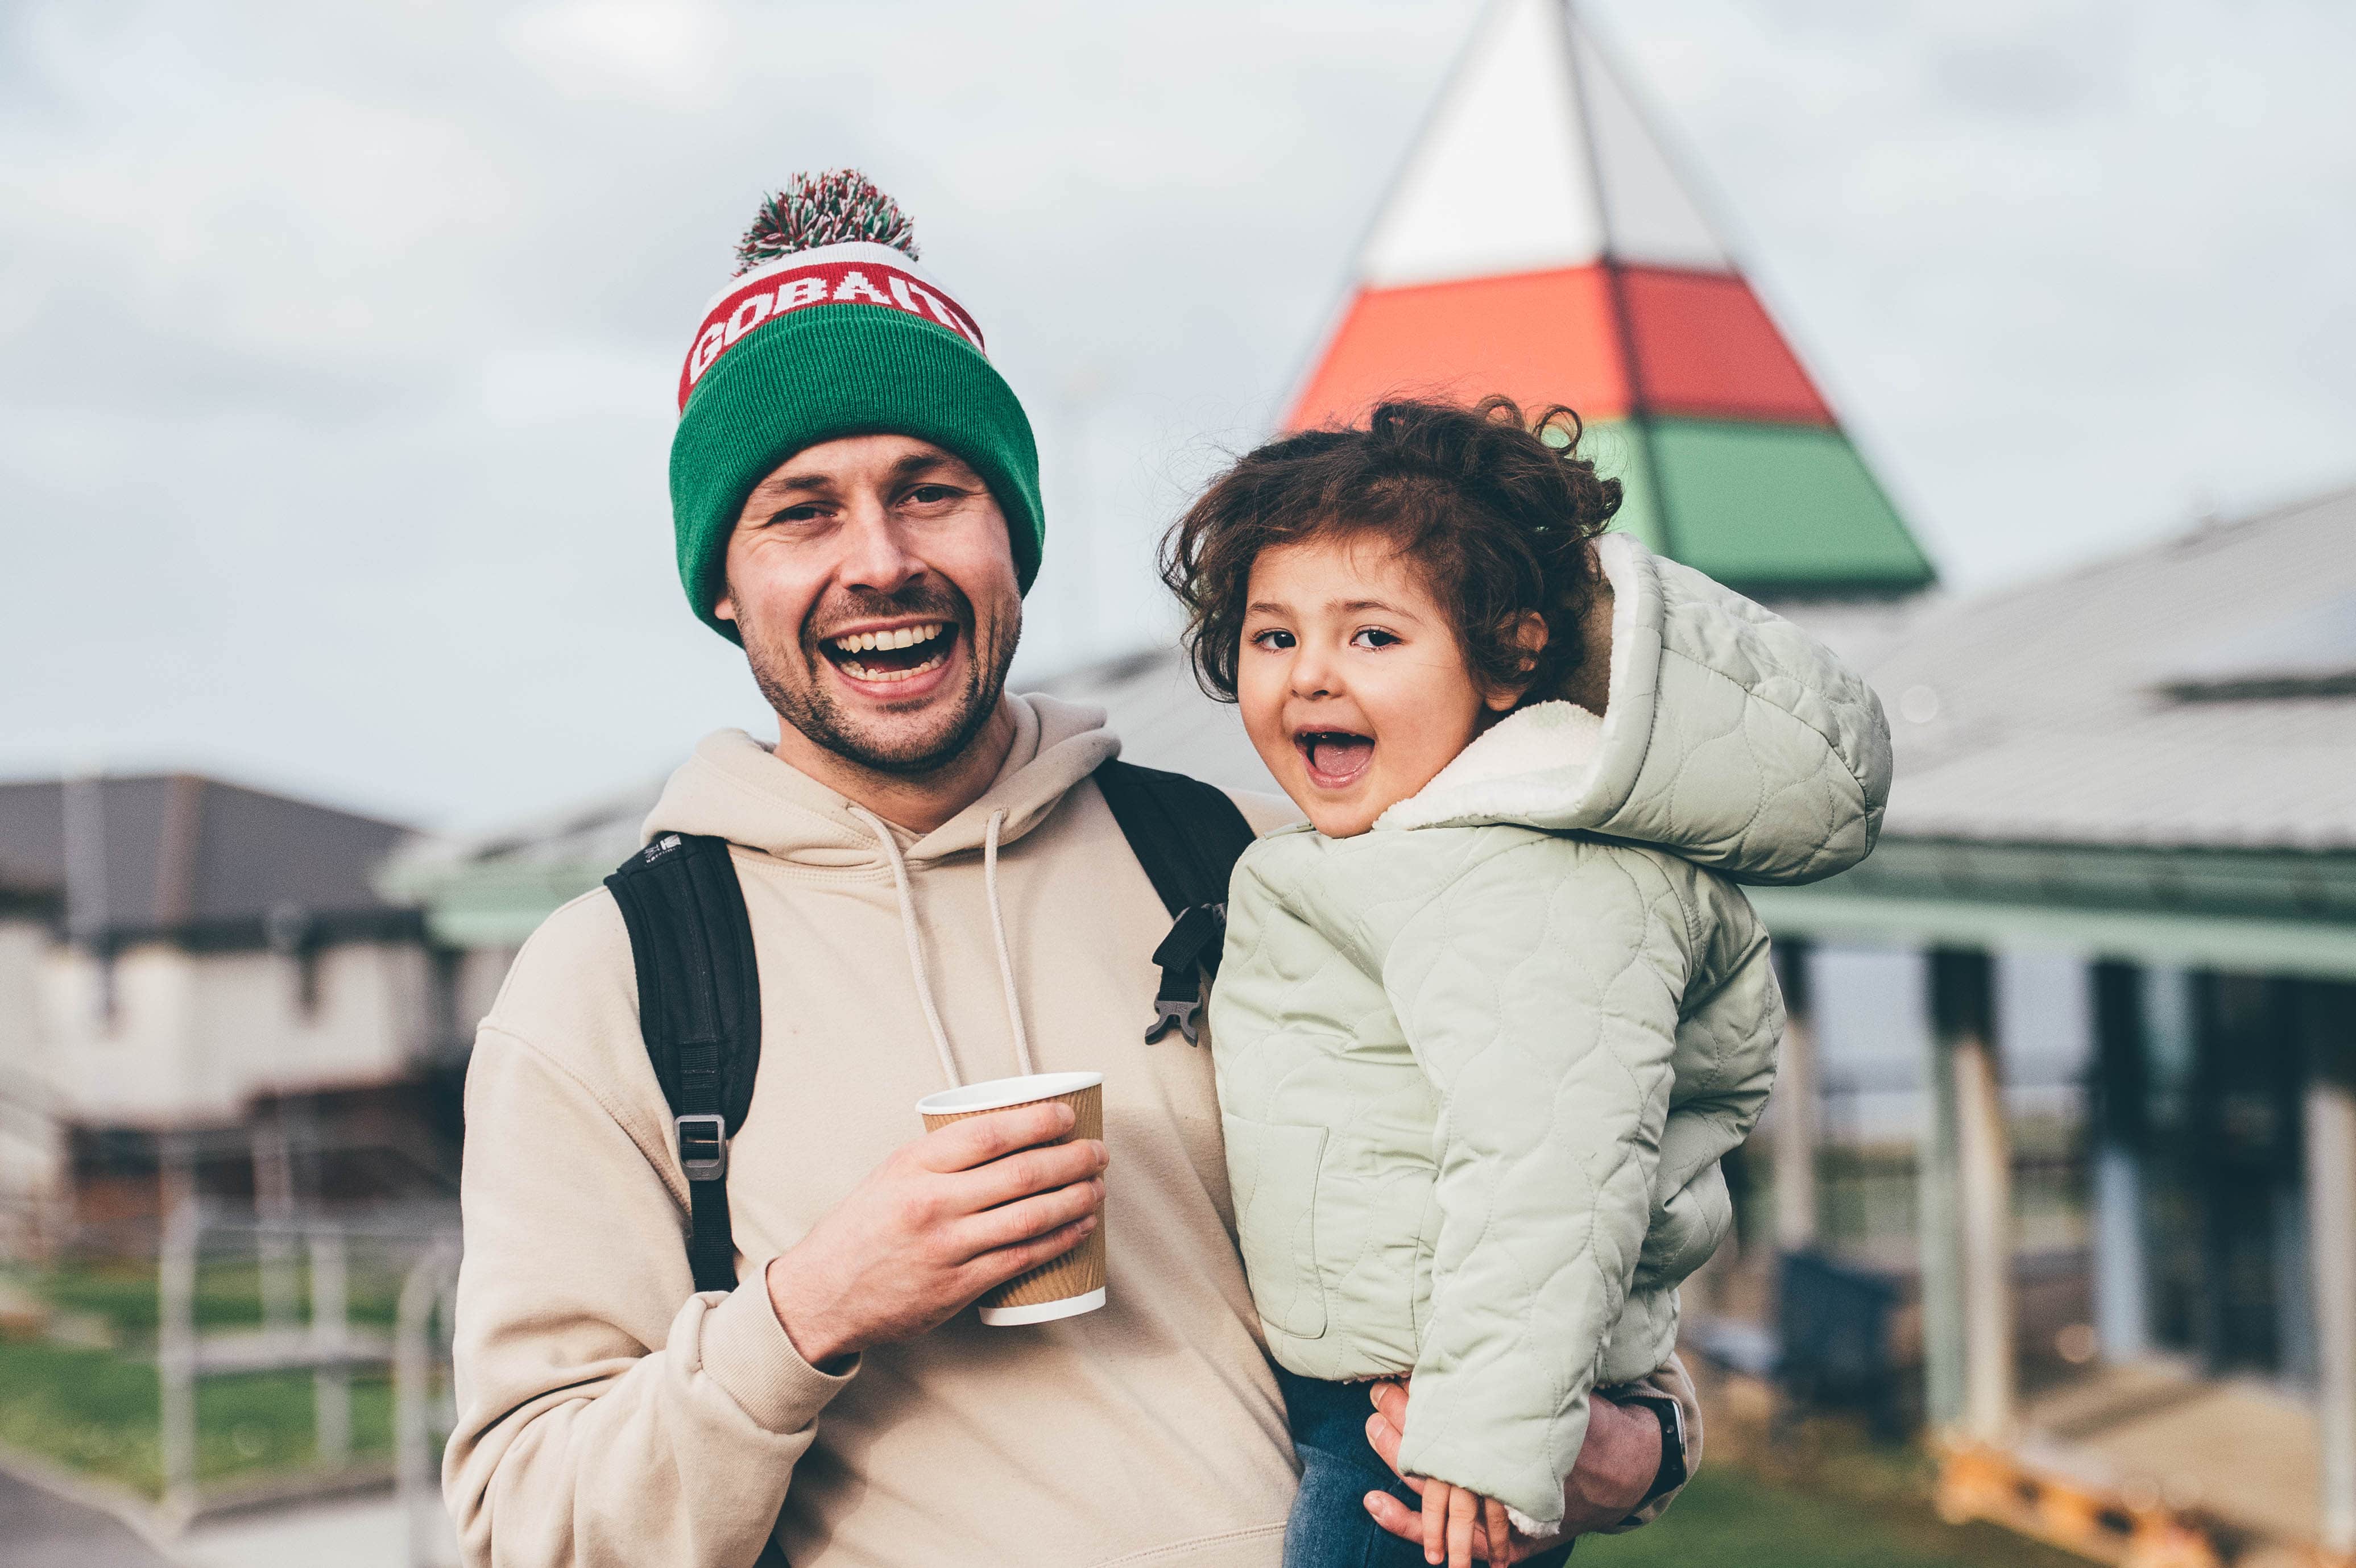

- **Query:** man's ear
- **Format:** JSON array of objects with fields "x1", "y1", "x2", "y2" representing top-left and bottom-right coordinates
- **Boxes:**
[{"x1": 1483, "y1": 612, "x2": 1550, "y2": 712}]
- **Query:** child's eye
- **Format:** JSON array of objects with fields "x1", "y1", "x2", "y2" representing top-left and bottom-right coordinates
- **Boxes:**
[
  {"x1": 1249, "y1": 628, "x2": 1295, "y2": 651},
  {"x1": 1351, "y1": 628, "x2": 1401, "y2": 649}
]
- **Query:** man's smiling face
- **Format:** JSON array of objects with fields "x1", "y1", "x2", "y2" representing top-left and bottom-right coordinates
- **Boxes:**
[{"x1": 716, "y1": 434, "x2": 1022, "y2": 777}]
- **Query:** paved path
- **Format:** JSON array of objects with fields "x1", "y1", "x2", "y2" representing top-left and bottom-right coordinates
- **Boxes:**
[
  {"x1": 0, "y1": 1460, "x2": 179, "y2": 1568},
  {"x1": 0, "y1": 1458, "x2": 416, "y2": 1568},
  {"x1": 180, "y1": 1492, "x2": 412, "y2": 1568}
]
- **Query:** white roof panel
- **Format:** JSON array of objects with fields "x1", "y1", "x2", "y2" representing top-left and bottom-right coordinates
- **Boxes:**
[
  {"x1": 1357, "y1": 1, "x2": 1733, "y2": 288},
  {"x1": 2159, "y1": 588, "x2": 2356, "y2": 694},
  {"x1": 1359, "y1": 0, "x2": 1607, "y2": 287},
  {"x1": 1568, "y1": 14, "x2": 1731, "y2": 270}
]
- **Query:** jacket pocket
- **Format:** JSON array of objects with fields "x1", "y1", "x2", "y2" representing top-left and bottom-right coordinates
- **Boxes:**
[{"x1": 1222, "y1": 1115, "x2": 1329, "y2": 1341}]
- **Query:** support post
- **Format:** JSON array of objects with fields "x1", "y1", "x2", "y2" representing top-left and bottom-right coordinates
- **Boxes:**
[
  {"x1": 1920, "y1": 951, "x2": 1967, "y2": 1431},
  {"x1": 1774, "y1": 941, "x2": 1819, "y2": 1253},
  {"x1": 2301, "y1": 982, "x2": 2356, "y2": 1558},
  {"x1": 251, "y1": 1101, "x2": 299, "y2": 1331},
  {"x1": 2091, "y1": 961, "x2": 2153, "y2": 1361},
  {"x1": 1956, "y1": 1020, "x2": 2017, "y2": 1441},
  {"x1": 1931, "y1": 949, "x2": 2013, "y2": 1441},
  {"x1": 156, "y1": 1134, "x2": 199, "y2": 1520},
  {"x1": 311, "y1": 1227, "x2": 351, "y2": 1470},
  {"x1": 397, "y1": 1239, "x2": 463, "y2": 1568}
]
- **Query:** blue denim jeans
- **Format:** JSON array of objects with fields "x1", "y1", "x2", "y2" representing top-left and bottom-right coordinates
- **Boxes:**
[{"x1": 1277, "y1": 1367, "x2": 1574, "y2": 1568}]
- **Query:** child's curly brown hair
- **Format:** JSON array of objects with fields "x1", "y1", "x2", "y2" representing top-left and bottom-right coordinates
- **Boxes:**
[{"x1": 1157, "y1": 396, "x2": 1622, "y2": 704}]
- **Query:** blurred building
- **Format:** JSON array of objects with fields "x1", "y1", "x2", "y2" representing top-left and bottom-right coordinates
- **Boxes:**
[
  {"x1": 0, "y1": 774, "x2": 474, "y2": 1249},
  {"x1": 0, "y1": 859, "x2": 65, "y2": 1256},
  {"x1": 1758, "y1": 486, "x2": 2356, "y2": 1565},
  {"x1": 376, "y1": 786, "x2": 657, "y2": 959}
]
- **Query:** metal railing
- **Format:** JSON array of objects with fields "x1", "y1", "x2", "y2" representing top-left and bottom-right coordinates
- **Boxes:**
[
  {"x1": 155, "y1": 1202, "x2": 459, "y2": 1561},
  {"x1": 1811, "y1": 1065, "x2": 2090, "y2": 1259},
  {"x1": 395, "y1": 1238, "x2": 462, "y2": 1568}
]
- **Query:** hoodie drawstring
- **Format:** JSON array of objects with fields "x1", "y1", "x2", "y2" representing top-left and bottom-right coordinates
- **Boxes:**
[
  {"x1": 849, "y1": 806, "x2": 963, "y2": 1090},
  {"x1": 983, "y1": 810, "x2": 1038, "y2": 1078},
  {"x1": 846, "y1": 804, "x2": 1037, "y2": 1090}
]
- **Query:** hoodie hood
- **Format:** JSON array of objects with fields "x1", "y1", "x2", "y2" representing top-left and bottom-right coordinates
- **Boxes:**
[
  {"x1": 1377, "y1": 533, "x2": 1891, "y2": 886},
  {"x1": 641, "y1": 691, "x2": 1119, "y2": 869},
  {"x1": 637, "y1": 692, "x2": 1121, "y2": 1090}
]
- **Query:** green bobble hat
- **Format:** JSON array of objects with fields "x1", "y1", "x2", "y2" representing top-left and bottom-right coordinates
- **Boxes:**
[{"x1": 668, "y1": 172, "x2": 1043, "y2": 644}]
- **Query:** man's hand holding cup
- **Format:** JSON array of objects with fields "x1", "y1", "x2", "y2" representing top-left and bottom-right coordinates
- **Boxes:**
[{"x1": 763, "y1": 1092, "x2": 1107, "y2": 1369}]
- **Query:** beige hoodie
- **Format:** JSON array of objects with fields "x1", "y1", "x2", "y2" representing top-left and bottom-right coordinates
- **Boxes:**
[{"x1": 444, "y1": 693, "x2": 1696, "y2": 1568}]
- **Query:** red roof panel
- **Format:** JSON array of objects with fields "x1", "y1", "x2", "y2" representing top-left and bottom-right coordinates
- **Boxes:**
[
  {"x1": 1286, "y1": 266, "x2": 1632, "y2": 430},
  {"x1": 1620, "y1": 266, "x2": 1833, "y2": 426}
]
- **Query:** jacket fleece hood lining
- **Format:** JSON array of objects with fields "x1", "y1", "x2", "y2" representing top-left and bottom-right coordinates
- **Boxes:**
[
  {"x1": 1378, "y1": 532, "x2": 1663, "y2": 836},
  {"x1": 1376, "y1": 533, "x2": 1882, "y2": 883}
]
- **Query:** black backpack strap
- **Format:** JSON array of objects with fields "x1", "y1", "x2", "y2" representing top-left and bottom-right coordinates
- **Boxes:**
[
  {"x1": 604, "y1": 832, "x2": 761, "y2": 1296},
  {"x1": 1092, "y1": 759, "x2": 1257, "y2": 1046}
]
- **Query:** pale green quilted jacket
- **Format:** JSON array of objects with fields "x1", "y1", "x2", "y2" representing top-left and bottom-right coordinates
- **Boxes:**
[{"x1": 1210, "y1": 534, "x2": 1891, "y2": 1530}]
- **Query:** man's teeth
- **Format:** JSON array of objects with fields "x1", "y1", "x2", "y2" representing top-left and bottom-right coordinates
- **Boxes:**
[
  {"x1": 830, "y1": 622, "x2": 948, "y2": 654},
  {"x1": 837, "y1": 649, "x2": 951, "y2": 683}
]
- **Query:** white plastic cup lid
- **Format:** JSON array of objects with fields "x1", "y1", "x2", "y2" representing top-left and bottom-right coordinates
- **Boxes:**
[{"x1": 915, "y1": 1071, "x2": 1103, "y2": 1118}]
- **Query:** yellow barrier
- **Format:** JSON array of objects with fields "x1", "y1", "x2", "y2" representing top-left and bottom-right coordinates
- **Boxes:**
[{"x1": 1935, "y1": 1441, "x2": 2226, "y2": 1568}]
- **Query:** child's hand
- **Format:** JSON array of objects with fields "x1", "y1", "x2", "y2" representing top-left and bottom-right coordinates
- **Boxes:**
[{"x1": 1419, "y1": 1480, "x2": 1511, "y2": 1568}]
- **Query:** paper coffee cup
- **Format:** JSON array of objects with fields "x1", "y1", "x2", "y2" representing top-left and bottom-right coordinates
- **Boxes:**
[{"x1": 917, "y1": 1071, "x2": 1107, "y2": 1326}]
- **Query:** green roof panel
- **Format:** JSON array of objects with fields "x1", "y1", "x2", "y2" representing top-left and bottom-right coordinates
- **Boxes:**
[
  {"x1": 1577, "y1": 418, "x2": 1668, "y2": 556},
  {"x1": 1642, "y1": 417, "x2": 1935, "y2": 594},
  {"x1": 1516, "y1": 417, "x2": 1936, "y2": 596}
]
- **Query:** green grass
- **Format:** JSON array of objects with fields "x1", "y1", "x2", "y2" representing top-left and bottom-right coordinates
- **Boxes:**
[
  {"x1": 0, "y1": 1262, "x2": 400, "y2": 1499},
  {"x1": 27, "y1": 1256, "x2": 401, "y2": 1337},
  {"x1": 1581, "y1": 1466, "x2": 2088, "y2": 1567},
  {"x1": 0, "y1": 1336, "x2": 394, "y2": 1498}
]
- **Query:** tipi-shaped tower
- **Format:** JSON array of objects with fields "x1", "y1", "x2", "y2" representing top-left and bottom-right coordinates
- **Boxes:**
[{"x1": 1287, "y1": 0, "x2": 1935, "y2": 597}]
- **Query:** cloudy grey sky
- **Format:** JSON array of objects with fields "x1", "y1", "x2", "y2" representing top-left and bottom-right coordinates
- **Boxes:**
[{"x1": 5, "y1": 0, "x2": 2351, "y2": 832}]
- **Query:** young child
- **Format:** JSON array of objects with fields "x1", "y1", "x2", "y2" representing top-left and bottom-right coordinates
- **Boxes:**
[{"x1": 1160, "y1": 398, "x2": 1890, "y2": 1568}]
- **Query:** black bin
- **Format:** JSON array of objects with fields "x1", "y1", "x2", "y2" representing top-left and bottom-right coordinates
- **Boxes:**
[{"x1": 1776, "y1": 1248, "x2": 1903, "y2": 1435}]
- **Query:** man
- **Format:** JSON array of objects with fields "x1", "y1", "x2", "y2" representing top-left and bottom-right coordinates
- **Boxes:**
[{"x1": 444, "y1": 174, "x2": 1694, "y2": 1568}]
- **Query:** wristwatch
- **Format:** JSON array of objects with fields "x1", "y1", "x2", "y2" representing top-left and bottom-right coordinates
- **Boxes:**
[{"x1": 1614, "y1": 1393, "x2": 1689, "y2": 1520}]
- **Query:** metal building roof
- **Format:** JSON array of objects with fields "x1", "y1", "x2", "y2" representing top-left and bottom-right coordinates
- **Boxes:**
[
  {"x1": 0, "y1": 774, "x2": 416, "y2": 943},
  {"x1": 1865, "y1": 483, "x2": 2356, "y2": 852},
  {"x1": 379, "y1": 779, "x2": 663, "y2": 947}
]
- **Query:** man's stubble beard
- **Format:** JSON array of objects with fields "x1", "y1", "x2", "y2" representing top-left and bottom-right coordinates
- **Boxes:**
[{"x1": 739, "y1": 585, "x2": 1021, "y2": 778}]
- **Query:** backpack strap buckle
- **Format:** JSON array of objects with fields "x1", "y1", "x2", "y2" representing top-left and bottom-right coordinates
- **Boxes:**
[
  {"x1": 1146, "y1": 995, "x2": 1201, "y2": 1046},
  {"x1": 675, "y1": 1113, "x2": 728, "y2": 1181},
  {"x1": 1144, "y1": 902, "x2": 1228, "y2": 1045},
  {"x1": 1092, "y1": 761, "x2": 1255, "y2": 1050}
]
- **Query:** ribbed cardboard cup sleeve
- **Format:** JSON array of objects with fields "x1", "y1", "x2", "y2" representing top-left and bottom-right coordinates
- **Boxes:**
[{"x1": 917, "y1": 1073, "x2": 1106, "y2": 1325}]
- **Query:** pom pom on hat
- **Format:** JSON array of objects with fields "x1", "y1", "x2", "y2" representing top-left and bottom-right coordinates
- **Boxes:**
[{"x1": 734, "y1": 169, "x2": 920, "y2": 275}]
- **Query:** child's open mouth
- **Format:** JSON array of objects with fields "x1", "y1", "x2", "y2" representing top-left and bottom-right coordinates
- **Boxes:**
[
  {"x1": 821, "y1": 620, "x2": 959, "y2": 686},
  {"x1": 1295, "y1": 729, "x2": 1374, "y2": 790}
]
